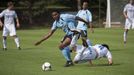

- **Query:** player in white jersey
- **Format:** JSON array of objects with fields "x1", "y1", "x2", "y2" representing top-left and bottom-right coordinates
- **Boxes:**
[
  {"x1": 73, "y1": 44, "x2": 113, "y2": 66},
  {"x1": 123, "y1": 0, "x2": 134, "y2": 44},
  {"x1": 0, "y1": 2, "x2": 21, "y2": 50},
  {"x1": 35, "y1": 10, "x2": 89, "y2": 67},
  {"x1": 70, "y1": 1, "x2": 93, "y2": 50}
]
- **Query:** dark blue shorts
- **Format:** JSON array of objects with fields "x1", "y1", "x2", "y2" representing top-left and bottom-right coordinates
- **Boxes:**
[{"x1": 61, "y1": 34, "x2": 73, "y2": 43}]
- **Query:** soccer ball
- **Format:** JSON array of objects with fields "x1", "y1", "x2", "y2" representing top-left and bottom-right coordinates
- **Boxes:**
[{"x1": 42, "y1": 62, "x2": 52, "y2": 71}]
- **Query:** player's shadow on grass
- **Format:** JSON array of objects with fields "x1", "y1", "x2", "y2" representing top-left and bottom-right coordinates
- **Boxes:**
[
  {"x1": 91, "y1": 63, "x2": 121, "y2": 67},
  {"x1": 22, "y1": 47, "x2": 44, "y2": 50}
]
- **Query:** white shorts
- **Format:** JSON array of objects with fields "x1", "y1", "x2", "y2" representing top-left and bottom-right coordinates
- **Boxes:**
[
  {"x1": 125, "y1": 18, "x2": 134, "y2": 29},
  {"x1": 73, "y1": 47, "x2": 96, "y2": 63},
  {"x1": 2, "y1": 25, "x2": 16, "y2": 36}
]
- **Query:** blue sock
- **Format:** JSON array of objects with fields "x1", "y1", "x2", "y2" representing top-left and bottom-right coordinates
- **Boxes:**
[{"x1": 61, "y1": 46, "x2": 71, "y2": 61}]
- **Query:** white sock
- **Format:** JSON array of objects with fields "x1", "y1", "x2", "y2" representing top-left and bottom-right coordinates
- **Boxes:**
[
  {"x1": 123, "y1": 32, "x2": 127, "y2": 42},
  {"x1": 14, "y1": 37, "x2": 20, "y2": 47},
  {"x1": 3, "y1": 38, "x2": 7, "y2": 48},
  {"x1": 70, "y1": 34, "x2": 79, "y2": 48},
  {"x1": 86, "y1": 39, "x2": 92, "y2": 46}
]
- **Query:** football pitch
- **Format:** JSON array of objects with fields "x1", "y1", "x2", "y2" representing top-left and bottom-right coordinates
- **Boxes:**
[{"x1": 0, "y1": 28, "x2": 134, "y2": 75}]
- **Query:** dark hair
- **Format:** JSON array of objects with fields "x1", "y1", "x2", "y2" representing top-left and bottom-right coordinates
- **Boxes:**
[
  {"x1": 7, "y1": 1, "x2": 14, "y2": 7},
  {"x1": 52, "y1": 10, "x2": 60, "y2": 14},
  {"x1": 101, "y1": 44, "x2": 110, "y2": 50}
]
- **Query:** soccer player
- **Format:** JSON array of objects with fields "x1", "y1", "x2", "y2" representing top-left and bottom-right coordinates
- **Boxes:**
[
  {"x1": 0, "y1": 2, "x2": 21, "y2": 50},
  {"x1": 123, "y1": 0, "x2": 134, "y2": 44},
  {"x1": 73, "y1": 44, "x2": 113, "y2": 66},
  {"x1": 70, "y1": 1, "x2": 93, "y2": 50},
  {"x1": 35, "y1": 10, "x2": 89, "y2": 67}
]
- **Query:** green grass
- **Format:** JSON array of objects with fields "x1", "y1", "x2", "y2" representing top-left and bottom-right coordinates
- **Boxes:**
[{"x1": 0, "y1": 28, "x2": 134, "y2": 75}]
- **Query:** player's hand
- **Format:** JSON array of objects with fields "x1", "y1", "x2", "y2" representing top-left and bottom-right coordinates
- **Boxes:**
[
  {"x1": 16, "y1": 23, "x2": 20, "y2": 28},
  {"x1": 35, "y1": 41, "x2": 42, "y2": 46}
]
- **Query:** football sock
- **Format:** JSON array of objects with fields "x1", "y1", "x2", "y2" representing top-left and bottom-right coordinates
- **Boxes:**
[
  {"x1": 86, "y1": 39, "x2": 92, "y2": 46},
  {"x1": 61, "y1": 46, "x2": 71, "y2": 61},
  {"x1": 3, "y1": 38, "x2": 7, "y2": 48},
  {"x1": 123, "y1": 31, "x2": 127, "y2": 42},
  {"x1": 70, "y1": 34, "x2": 79, "y2": 48},
  {"x1": 14, "y1": 37, "x2": 20, "y2": 47}
]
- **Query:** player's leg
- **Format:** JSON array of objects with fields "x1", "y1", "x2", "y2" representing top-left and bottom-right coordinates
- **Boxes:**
[
  {"x1": 2, "y1": 27, "x2": 8, "y2": 50},
  {"x1": 10, "y1": 26, "x2": 21, "y2": 50},
  {"x1": 123, "y1": 19, "x2": 131, "y2": 44},
  {"x1": 59, "y1": 35, "x2": 73, "y2": 67},
  {"x1": 81, "y1": 30, "x2": 88, "y2": 47},
  {"x1": 12, "y1": 35, "x2": 21, "y2": 50},
  {"x1": 2, "y1": 36, "x2": 7, "y2": 50},
  {"x1": 70, "y1": 33, "x2": 79, "y2": 48},
  {"x1": 123, "y1": 29, "x2": 129, "y2": 44}
]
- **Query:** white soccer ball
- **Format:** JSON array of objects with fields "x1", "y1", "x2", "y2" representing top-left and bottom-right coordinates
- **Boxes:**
[{"x1": 42, "y1": 62, "x2": 52, "y2": 71}]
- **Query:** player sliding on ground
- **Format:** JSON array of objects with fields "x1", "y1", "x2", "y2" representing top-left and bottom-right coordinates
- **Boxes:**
[
  {"x1": 73, "y1": 43, "x2": 113, "y2": 66},
  {"x1": 35, "y1": 10, "x2": 89, "y2": 67}
]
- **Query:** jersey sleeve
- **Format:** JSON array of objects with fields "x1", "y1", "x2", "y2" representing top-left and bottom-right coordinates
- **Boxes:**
[
  {"x1": 123, "y1": 4, "x2": 128, "y2": 12},
  {"x1": 0, "y1": 10, "x2": 5, "y2": 18},
  {"x1": 51, "y1": 21, "x2": 57, "y2": 30},
  {"x1": 87, "y1": 10, "x2": 92, "y2": 22}
]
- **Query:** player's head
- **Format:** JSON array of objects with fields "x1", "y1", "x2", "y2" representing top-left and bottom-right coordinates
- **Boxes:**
[
  {"x1": 82, "y1": 1, "x2": 88, "y2": 10},
  {"x1": 52, "y1": 10, "x2": 60, "y2": 20},
  {"x1": 129, "y1": 0, "x2": 134, "y2": 5},
  {"x1": 101, "y1": 44, "x2": 110, "y2": 50},
  {"x1": 7, "y1": 1, "x2": 14, "y2": 10}
]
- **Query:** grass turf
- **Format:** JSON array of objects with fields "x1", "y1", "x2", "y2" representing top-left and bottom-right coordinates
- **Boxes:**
[{"x1": 0, "y1": 28, "x2": 134, "y2": 75}]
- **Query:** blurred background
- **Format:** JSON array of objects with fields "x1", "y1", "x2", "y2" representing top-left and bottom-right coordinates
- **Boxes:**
[{"x1": 0, "y1": 0, "x2": 129, "y2": 29}]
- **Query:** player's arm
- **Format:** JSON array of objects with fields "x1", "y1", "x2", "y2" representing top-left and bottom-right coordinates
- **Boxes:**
[
  {"x1": 14, "y1": 11, "x2": 20, "y2": 28},
  {"x1": 87, "y1": 11, "x2": 94, "y2": 33},
  {"x1": 89, "y1": 22, "x2": 94, "y2": 33},
  {"x1": 123, "y1": 5, "x2": 128, "y2": 19},
  {"x1": 35, "y1": 29, "x2": 56, "y2": 46},
  {"x1": 123, "y1": 11, "x2": 128, "y2": 19},
  {"x1": 0, "y1": 19, "x2": 3, "y2": 27},
  {"x1": 16, "y1": 18, "x2": 20, "y2": 28},
  {"x1": 0, "y1": 10, "x2": 4, "y2": 27}
]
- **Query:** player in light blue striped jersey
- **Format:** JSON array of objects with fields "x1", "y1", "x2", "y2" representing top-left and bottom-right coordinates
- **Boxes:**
[{"x1": 35, "y1": 10, "x2": 89, "y2": 67}]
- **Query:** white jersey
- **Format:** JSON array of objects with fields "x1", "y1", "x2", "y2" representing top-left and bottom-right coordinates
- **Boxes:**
[
  {"x1": 0, "y1": 9, "x2": 18, "y2": 36},
  {"x1": 76, "y1": 9, "x2": 92, "y2": 30},
  {"x1": 124, "y1": 4, "x2": 134, "y2": 19},
  {"x1": 0, "y1": 9, "x2": 18, "y2": 26},
  {"x1": 124, "y1": 4, "x2": 134, "y2": 29},
  {"x1": 73, "y1": 44, "x2": 112, "y2": 63}
]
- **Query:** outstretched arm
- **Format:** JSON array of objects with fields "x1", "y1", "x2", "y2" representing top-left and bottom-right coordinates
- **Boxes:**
[{"x1": 35, "y1": 29, "x2": 56, "y2": 46}]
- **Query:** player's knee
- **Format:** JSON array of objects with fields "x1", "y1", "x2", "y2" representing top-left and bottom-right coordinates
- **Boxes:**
[{"x1": 59, "y1": 44, "x2": 64, "y2": 50}]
